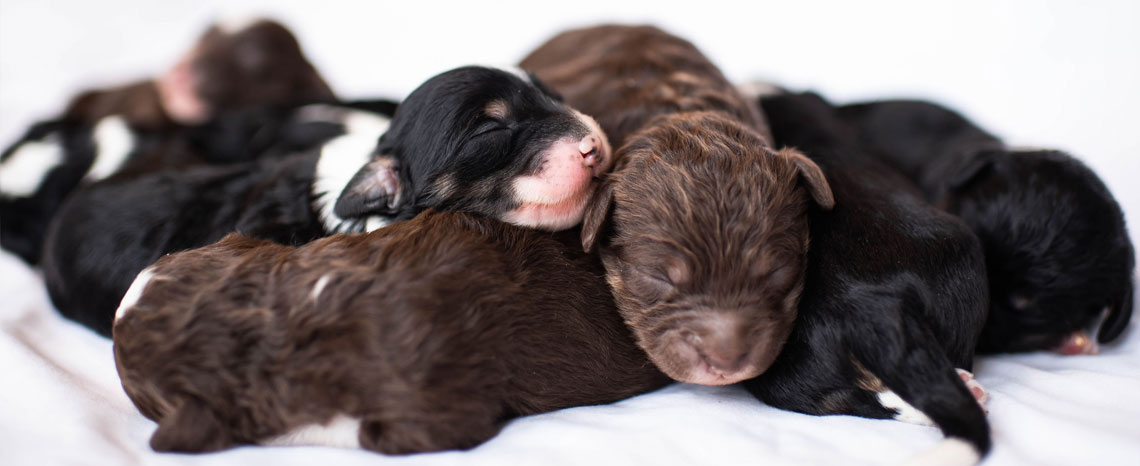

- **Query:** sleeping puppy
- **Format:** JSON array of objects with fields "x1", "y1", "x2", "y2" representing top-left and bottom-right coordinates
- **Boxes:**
[
  {"x1": 112, "y1": 210, "x2": 671, "y2": 455},
  {"x1": 0, "y1": 18, "x2": 334, "y2": 265},
  {"x1": 743, "y1": 92, "x2": 992, "y2": 464},
  {"x1": 64, "y1": 18, "x2": 334, "y2": 129},
  {"x1": 44, "y1": 65, "x2": 609, "y2": 337},
  {"x1": 42, "y1": 103, "x2": 395, "y2": 336},
  {"x1": 521, "y1": 25, "x2": 834, "y2": 386},
  {"x1": 836, "y1": 100, "x2": 1135, "y2": 354},
  {"x1": 333, "y1": 66, "x2": 611, "y2": 231}
]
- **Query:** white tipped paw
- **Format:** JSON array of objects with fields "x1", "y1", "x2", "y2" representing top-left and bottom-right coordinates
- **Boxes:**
[{"x1": 956, "y1": 369, "x2": 989, "y2": 411}]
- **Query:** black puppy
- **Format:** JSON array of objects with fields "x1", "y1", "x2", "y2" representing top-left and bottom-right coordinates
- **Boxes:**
[
  {"x1": 837, "y1": 100, "x2": 1134, "y2": 354},
  {"x1": 43, "y1": 66, "x2": 611, "y2": 337},
  {"x1": 743, "y1": 92, "x2": 992, "y2": 464},
  {"x1": 334, "y1": 66, "x2": 611, "y2": 231}
]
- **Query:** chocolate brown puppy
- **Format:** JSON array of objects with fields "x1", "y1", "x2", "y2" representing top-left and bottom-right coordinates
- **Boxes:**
[
  {"x1": 112, "y1": 210, "x2": 670, "y2": 455},
  {"x1": 521, "y1": 25, "x2": 834, "y2": 385},
  {"x1": 64, "y1": 18, "x2": 334, "y2": 130}
]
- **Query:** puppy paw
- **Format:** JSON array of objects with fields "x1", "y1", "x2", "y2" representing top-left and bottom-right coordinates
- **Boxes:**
[
  {"x1": 1053, "y1": 331, "x2": 1099, "y2": 356},
  {"x1": 956, "y1": 369, "x2": 989, "y2": 411}
]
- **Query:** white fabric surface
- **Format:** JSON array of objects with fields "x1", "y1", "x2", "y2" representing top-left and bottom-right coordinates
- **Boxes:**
[{"x1": 2, "y1": 1, "x2": 1138, "y2": 465}]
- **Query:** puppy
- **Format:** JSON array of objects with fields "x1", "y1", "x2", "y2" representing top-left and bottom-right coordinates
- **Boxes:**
[
  {"x1": 333, "y1": 66, "x2": 611, "y2": 231},
  {"x1": 42, "y1": 102, "x2": 395, "y2": 336},
  {"x1": 45, "y1": 65, "x2": 609, "y2": 337},
  {"x1": 743, "y1": 92, "x2": 992, "y2": 463},
  {"x1": 836, "y1": 100, "x2": 1135, "y2": 354},
  {"x1": 112, "y1": 210, "x2": 671, "y2": 455},
  {"x1": 521, "y1": 25, "x2": 834, "y2": 385},
  {"x1": 0, "y1": 18, "x2": 335, "y2": 265},
  {"x1": 64, "y1": 18, "x2": 333, "y2": 129}
]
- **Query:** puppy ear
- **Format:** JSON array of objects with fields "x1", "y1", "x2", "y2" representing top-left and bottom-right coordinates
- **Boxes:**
[
  {"x1": 779, "y1": 148, "x2": 835, "y2": 210},
  {"x1": 1098, "y1": 283, "x2": 1133, "y2": 344},
  {"x1": 581, "y1": 179, "x2": 615, "y2": 253},
  {"x1": 946, "y1": 149, "x2": 999, "y2": 191},
  {"x1": 333, "y1": 156, "x2": 404, "y2": 219}
]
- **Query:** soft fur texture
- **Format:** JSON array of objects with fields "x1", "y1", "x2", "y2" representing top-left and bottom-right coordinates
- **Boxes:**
[
  {"x1": 0, "y1": 18, "x2": 335, "y2": 265},
  {"x1": 743, "y1": 92, "x2": 991, "y2": 461},
  {"x1": 333, "y1": 66, "x2": 612, "y2": 232},
  {"x1": 521, "y1": 25, "x2": 834, "y2": 386},
  {"x1": 42, "y1": 102, "x2": 396, "y2": 336},
  {"x1": 836, "y1": 100, "x2": 1135, "y2": 354},
  {"x1": 112, "y1": 210, "x2": 670, "y2": 455}
]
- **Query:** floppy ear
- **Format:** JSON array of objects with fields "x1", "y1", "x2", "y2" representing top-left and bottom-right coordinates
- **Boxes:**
[
  {"x1": 581, "y1": 179, "x2": 616, "y2": 254},
  {"x1": 779, "y1": 148, "x2": 834, "y2": 210},
  {"x1": 333, "y1": 156, "x2": 404, "y2": 219},
  {"x1": 947, "y1": 149, "x2": 999, "y2": 191},
  {"x1": 1098, "y1": 282, "x2": 1134, "y2": 344}
]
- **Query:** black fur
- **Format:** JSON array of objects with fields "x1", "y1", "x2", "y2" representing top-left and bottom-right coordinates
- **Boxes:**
[
  {"x1": 743, "y1": 92, "x2": 991, "y2": 457},
  {"x1": 837, "y1": 100, "x2": 1135, "y2": 351},
  {"x1": 334, "y1": 66, "x2": 594, "y2": 222},
  {"x1": 42, "y1": 102, "x2": 396, "y2": 336}
]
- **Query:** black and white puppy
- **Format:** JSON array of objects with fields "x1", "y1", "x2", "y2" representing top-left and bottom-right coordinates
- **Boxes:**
[
  {"x1": 334, "y1": 66, "x2": 611, "y2": 231},
  {"x1": 743, "y1": 92, "x2": 992, "y2": 464},
  {"x1": 836, "y1": 100, "x2": 1135, "y2": 354},
  {"x1": 43, "y1": 66, "x2": 611, "y2": 337}
]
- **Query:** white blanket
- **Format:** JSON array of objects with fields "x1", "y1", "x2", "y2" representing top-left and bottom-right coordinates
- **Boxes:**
[{"x1": 1, "y1": 249, "x2": 1138, "y2": 465}]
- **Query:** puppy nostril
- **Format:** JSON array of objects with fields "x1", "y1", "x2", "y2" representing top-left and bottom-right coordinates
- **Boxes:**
[{"x1": 579, "y1": 136, "x2": 599, "y2": 158}]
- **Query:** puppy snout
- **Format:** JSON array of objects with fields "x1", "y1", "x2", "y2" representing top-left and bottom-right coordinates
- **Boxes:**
[
  {"x1": 579, "y1": 135, "x2": 600, "y2": 166},
  {"x1": 683, "y1": 313, "x2": 752, "y2": 373}
]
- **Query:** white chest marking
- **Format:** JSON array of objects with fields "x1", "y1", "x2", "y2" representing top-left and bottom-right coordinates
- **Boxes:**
[
  {"x1": 312, "y1": 111, "x2": 391, "y2": 233},
  {"x1": 0, "y1": 138, "x2": 64, "y2": 197},
  {"x1": 261, "y1": 414, "x2": 362, "y2": 449},
  {"x1": 85, "y1": 116, "x2": 136, "y2": 182}
]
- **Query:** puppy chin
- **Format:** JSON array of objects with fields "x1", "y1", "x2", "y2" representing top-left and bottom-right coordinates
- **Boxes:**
[
  {"x1": 500, "y1": 188, "x2": 592, "y2": 231},
  {"x1": 644, "y1": 335, "x2": 764, "y2": 386}
]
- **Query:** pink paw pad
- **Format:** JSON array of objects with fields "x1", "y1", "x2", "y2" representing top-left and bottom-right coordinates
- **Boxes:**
[{"x1": 956, "y1": 369, "x2": 989, "y2": 411}]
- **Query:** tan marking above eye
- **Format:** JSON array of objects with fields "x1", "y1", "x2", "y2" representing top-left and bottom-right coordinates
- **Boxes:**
[{"x1": 484, "y1": 99, "x2": 509, "y2": 119}]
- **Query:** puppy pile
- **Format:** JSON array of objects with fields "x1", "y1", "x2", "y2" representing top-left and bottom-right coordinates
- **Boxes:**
[{"x1": 0, "y1": 20, "x2": 1133, "y2": 465}]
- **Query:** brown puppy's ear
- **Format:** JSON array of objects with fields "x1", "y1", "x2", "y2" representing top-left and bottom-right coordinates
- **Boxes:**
[
  {"x1": 1098, "y1": 283, "x2": 1134, "y2": 344},
  {"x1": 333, "y1": 156, "x2": 403, "y2": 219},
  {"x1": 581, "y1": 179, "x2": 616, "y2": 254},
  {"x1": 779, "y1": 148, "x2": 835, "y2": 210}
]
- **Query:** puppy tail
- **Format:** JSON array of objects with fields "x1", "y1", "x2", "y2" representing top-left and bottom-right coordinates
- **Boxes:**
[{"x1": 851, "y1": 292, "x2": 991, "y2": 465}]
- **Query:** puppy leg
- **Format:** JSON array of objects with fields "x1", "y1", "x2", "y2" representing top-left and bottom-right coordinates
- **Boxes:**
[
  {"x1": 358, "y1": 413, "x2": 502, "y2": 455},
  {"x1": 149, "y1": 397, "x2": 233, "y2": 453}
]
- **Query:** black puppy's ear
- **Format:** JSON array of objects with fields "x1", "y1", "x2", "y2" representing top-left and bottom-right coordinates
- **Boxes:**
[
  {"x1": 1098, "y1": 283, "x2": 1134, "y2": 344},
  {"x1": 947, "y1": 149, "x2": 999, "y2": 191},
  {"x1": 581, "y1": 179, "x2": 615, "y2": 253},
  {"x1": 333, "y1": 156, "x2": 404, "y2": 219},
  {"x1": 779, "y1": 148, "x2": 835, "y2": 210}
]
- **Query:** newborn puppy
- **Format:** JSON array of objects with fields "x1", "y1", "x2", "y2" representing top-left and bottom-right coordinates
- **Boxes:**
[
  {"x1": 0, "y1": 18, "x2": 335, "y2": 265},
  {"x1": 112, "y1": 210, "x2": 670, "y2": 455},
  {"x1": 64, "y1": 18, "x2": 334, "y2": 129},
  {"x1": 837, "y1": 100, "x2": 1135, "y2": 354},
  {"x1": 42, "y1": 102, "x2": 395, "y2": 336},
  {"x1": 333, "y1": 66, "x2": 611, "y2": 231},
  {"x1": 521, "y1": 25, "x2": 834, "y2": 385},
  {"x1": 744, "y1": 92, "x2": 991, "y2": 463}
]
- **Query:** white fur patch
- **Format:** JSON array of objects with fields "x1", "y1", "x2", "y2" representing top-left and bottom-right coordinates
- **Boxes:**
[
  {"x1": 311, "y1": 111, "x2": 391, "y2": 233},
  {"x1": 85, "y1": 116, "x2": 135, "y2": 182},
  {"x1": 878, "y1": 389, "x2": 934, "y2": 426},
  {"x1": 261, "y1": 414, "x2": 361, "y2": 449},
  {"x1": 310, "y1": 274, "x2": 332, "y2": 301},
  {"x1": 0, "y1": 137, "x2": 64, "y2": 197},
  {"x1": 364, "y1": 216, "x2": 389, "y2": 232},
  {"x1": 114, "y1": 267, "x2": 156, "y2": 322},
  {"x1": 902, "y1": 438, "x2": 981, "y2": 466}
]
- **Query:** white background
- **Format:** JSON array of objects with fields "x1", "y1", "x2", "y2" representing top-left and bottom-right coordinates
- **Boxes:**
[{"x1": 1, "y1": 1, "x2": 1138, "y2": 465}]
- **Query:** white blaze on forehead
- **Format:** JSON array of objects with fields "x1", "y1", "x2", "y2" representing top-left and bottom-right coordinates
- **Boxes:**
[
  {"x1": 114, "y1": 267, "x2": 157, "y2": 322},
  {"x1": 311, "y1": 111, "x2": 392, "y2": 233},
  {"x1": 85, "y1": 116, "x2": 136, "y2": 182},
  {"x1": 0, "y1": 137, "x2": 64, "y2": 197},
  {"x1": 261, "y1": 414, "x2": 362, "y2": 449},
  {"x1": 877, "y1": 389, "x2": 934, "y2": 426}
]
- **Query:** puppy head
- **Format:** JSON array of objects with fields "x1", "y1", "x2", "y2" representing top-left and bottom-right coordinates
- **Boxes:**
[
  {"x1": 948, "y1": 150, "x2": 1135, "y2": 353},
  {"x1": 156, "y1": 19, "x2": 334, "y2": 124},
  {"x1": 581, "y1": 111, "x2": 833, "y2": 385},
  {"x1": 335, "y1": 66, "x2": 612, "y2": 231}
]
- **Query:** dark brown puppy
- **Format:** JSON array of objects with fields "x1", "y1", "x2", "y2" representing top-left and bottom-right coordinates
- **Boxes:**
[
  {"x1": 112, "y1": 210, "x2": 669, "y2": 455},
  {"x1": 521, "y1": 25, "x2": 834, "y2": 386},
  {"x1": 64, "y1": 18, "x2": 333, "y2": 130}
]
